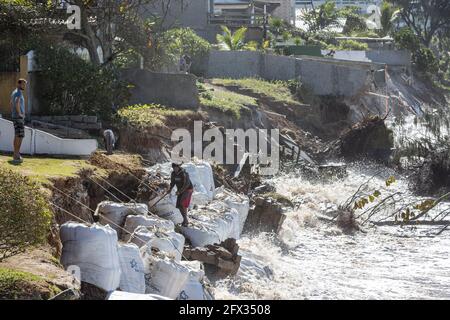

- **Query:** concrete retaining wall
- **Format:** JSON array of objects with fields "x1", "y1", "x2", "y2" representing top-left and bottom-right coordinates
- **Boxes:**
[
  {"x1": 0, "y1": 117, "x2": 97, "y2": 156},
  {"x1": 120, "y1": 69, "x2": 199, "y2": 109},
  {"x1": 31, "y1": 115, "x2": 102, "y2": 130},
  {"x1": 197, "y1": 50, "x2": 385, "y2": 97},
  {"x1": 323, "y1": 50, "x2": 411, "y2": 66}
]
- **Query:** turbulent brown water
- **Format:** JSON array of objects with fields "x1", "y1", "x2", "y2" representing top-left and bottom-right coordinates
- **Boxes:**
[{"x1": 213, "y1": 163, "x2": 450, "y2": 300}]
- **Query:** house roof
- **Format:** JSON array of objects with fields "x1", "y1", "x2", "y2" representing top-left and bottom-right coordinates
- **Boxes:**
[
  {"x1": 214, "y1": 0, "x2": 280, "y2": 11},
  {"x1": 214, "y1": 0, "x2": 251, "y2": 4}
]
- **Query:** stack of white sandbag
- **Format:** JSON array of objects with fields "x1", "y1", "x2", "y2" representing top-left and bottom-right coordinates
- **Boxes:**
[
  {"x1": 142, "y1": 253, "x2": 190, "y2": 299},
  {"x1": 122, "y1": 215, "x2": 174, "y2": 242},
  {"x1": 60, "y1": 222, "x2": 121, "y2": 292},
  {"x1": 180, "y1": 201, "x2": 240, "y2": 247},
  {"x1": 213, "y1": 187, "x2": 250, "y2": 236},
  {"x1": 177, "y1": 261, "x2": 212, "y2": 300},
  {"x1": 117, "y1": 243, "x2": 146, "y2": 294},
  {"x1": 107, "y1": 291, "x2": 172, "y2": 300},
  {"x1": 95, "y1": 201, "x2": 148, "y2": 237}
]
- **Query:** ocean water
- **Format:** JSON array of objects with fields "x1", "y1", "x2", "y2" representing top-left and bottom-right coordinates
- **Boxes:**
[{"x1": 213, "y1": 163, "x2": 450, "y2": 300}]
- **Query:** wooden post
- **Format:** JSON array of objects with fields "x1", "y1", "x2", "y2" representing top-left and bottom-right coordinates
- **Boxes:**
[{"x1": 19, "y1": 55, "x2": 29, "y2": 117}]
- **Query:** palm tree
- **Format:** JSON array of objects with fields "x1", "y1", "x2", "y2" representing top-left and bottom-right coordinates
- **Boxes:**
[
  {"x1": 379, "y1": 1, "x2": 400, "y2": 37},
  {"x1": 216, "y1": 25, "x2": 248, "y2": 51}
]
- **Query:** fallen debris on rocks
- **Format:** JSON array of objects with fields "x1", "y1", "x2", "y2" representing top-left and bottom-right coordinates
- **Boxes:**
[
  {"x1": 244, "y1": 197, "x2": 287, "y2": 233},
  {"x1": 183, "y1": 239, "x2": 241, "y2": 278}
]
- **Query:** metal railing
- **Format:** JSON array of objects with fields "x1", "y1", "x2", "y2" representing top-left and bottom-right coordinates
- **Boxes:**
[{"x1": 208, "y1": 12, "x2": 267, "y2": 27}]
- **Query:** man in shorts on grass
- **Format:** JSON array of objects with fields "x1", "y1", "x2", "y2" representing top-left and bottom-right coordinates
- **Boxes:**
[{"x1": 10, "y1": 79, "x2": 27, "y2": 164}]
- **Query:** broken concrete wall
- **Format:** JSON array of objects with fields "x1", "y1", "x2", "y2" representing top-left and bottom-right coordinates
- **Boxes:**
[
  {"x1": 296, "y1": 57, "x2": 376, "y2": 96},
  {"x1": 195, "y1": 50, "x2": 384, "y2": 97},
  {"x1": 120, "y1": 69, "x2": 200, "y2": 109},
  {"x1": 324, "y1": 50, "x2": 412, "y2": 67}
]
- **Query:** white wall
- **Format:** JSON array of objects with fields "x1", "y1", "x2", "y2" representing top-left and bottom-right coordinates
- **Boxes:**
[{"x1": 0, "y1": 117, "x2": 97, "y2": 156}]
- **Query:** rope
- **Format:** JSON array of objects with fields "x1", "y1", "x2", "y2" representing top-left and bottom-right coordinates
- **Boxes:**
[{"x1": 86, "y1": 176, "x2": 156, "y2": 218}]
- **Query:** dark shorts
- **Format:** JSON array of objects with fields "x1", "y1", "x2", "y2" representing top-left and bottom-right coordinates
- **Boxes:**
[
  {"x1": 13, "y1": 118, "x2": 25, "y2": 138},
  {"x1": 176, "y1": 189, "x2": 193, "y2": 210}
]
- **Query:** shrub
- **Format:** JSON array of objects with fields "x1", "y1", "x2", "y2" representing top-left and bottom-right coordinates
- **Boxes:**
[
  {"x1": 393, "y1": 27, "x2": 420, "y2": 52},
  {"x1": 342, "y1": 13, "x2": 367, "y2": 35},
  {"x1": 393, "y1": 27, "x2": 438, "y2": 74},
  {"x1": 116, "y1": 104, "x2": 198, "y2": 128},
  {"x1": 0, "y1": 168, "x2": 52, "y2": 261},
  {"x1": 336, "y1": 39, "x2": 368, "y2": 51},
  {"x1": 34, "y1": 44, "x2": 128, "y2": 119},
  {"x1": 414, "y1": 47, "x2": 438, "y2": 74}
]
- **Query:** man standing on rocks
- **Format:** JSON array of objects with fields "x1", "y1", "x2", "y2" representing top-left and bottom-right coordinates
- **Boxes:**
[
  {"x1": 10, "y1": 79, "x2": 27, "y2": 164},
  {"x1": 168, "y1": 163, "x2": 194, "y2": 227}
]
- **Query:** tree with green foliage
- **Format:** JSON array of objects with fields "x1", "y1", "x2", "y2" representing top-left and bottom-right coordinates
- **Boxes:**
[
  {"x1": 142, "y1": 27, "x2": 211, "y2": 71},
  {"x1": 379, "y1": 1, "x2": 400, "y2": 37},
  {"x1": 0, "y1": 168, "x2": 52, "y2": 261},
  {"x1": 34, "y1": 44, "x2": 128, "y2": 118},
  {"x1": 394, "y1": 27, "x2": 438, "y2": 74},
  {"x1": 388, "y1": 0, "x2": 450, "y2": 47},
  {"x1": 341, "y1": 8, "x2": 368, "y2": 35},
  {"x1": 301, "y1": 0, "x2": 340, "y2": 33},
  {"x1": 0, "y1": 0, "x2": 160, "y2": 65}
]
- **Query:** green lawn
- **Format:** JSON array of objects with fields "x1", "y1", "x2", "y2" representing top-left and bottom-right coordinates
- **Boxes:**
[
  {"x1": 200, "y1": 85, "x2": 258, "y2": 119},
  {"x1": 0, "y1": 155, "x2": 94, "y2": 183},
  {"x1": 210, "y1": 78, "x2": 300, "y2": 105},
  {"x1": 116, "y1": 103, "x2": 199, "y2": 128}
]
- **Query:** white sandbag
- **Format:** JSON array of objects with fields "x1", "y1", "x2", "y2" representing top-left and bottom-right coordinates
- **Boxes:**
[
  {"x1": 60, "y1": 222, "x2": 121, "y2": 292},
  {"x1": 117, "y1": 243, "x2": 146, "y2": 294},
  {"x1": 182, "y1": 163, "x2": 208, "y2": 196},
  {"x1": 107, "y1": 291, "x2": 172, "y2": 300},
  {"x1": 129, "y1": 226, "x2": 155, "y2": 248},
  {"x1": 146, "y1": 162, "x2": 173, "y2": 179},
  {"x1": 143, "y1": 254, "x2": 190, "y2": 299},
  {"x1": 194, "y1": 161, "x2": 215, "y2": 199},
  {"x1": 178, "y1": 261, "x2": 208, "y2": 300},
  {"x1": 122, "y1": 215, "x2": 174, "y2": 242},
  {"x1": 214, "y1": 187, "x2": 250, "y2": 236},
  {"x1": 182, "y1": 162, "x2": 215, "y2": 207},
  {"x1": 135, "y1": 227, "x2": 185, "y2": 261},
  {"x1": 180, "y1": 223, "x2": 221, "y2": 248},
  {"x1": 151, "y1": 193, "x2": 184, "y2": 225},
  {"x1": 96, "y1": 201, "x2": 148, "y2": 237},
  {"x1": 190, "y1": 191, "x2": 211, "y2": 207},
  {"x1": 180, "y1": 202, "x2": 240, "y2": 247}
]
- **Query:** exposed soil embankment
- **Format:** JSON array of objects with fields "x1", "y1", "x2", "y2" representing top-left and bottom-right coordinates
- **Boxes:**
[
  {"x1": 50, "y1": 153, "x2": 148, "y2": 228},
  {"x1": 113, "y1": 111, "x2": 205, "y2": 164}
]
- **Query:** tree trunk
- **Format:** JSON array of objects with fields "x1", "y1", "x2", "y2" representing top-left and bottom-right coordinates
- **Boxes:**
[{"x1": 80, "y1": 5, "x2": 101, "y2": 65}]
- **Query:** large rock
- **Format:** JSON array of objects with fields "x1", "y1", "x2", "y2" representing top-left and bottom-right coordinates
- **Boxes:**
[
  {"x1": 183, "y1": 239, "x2": 241, "y2": 278},
  {"x1": 244, "y1": 197, "x2": 287, "y2": 233}
]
